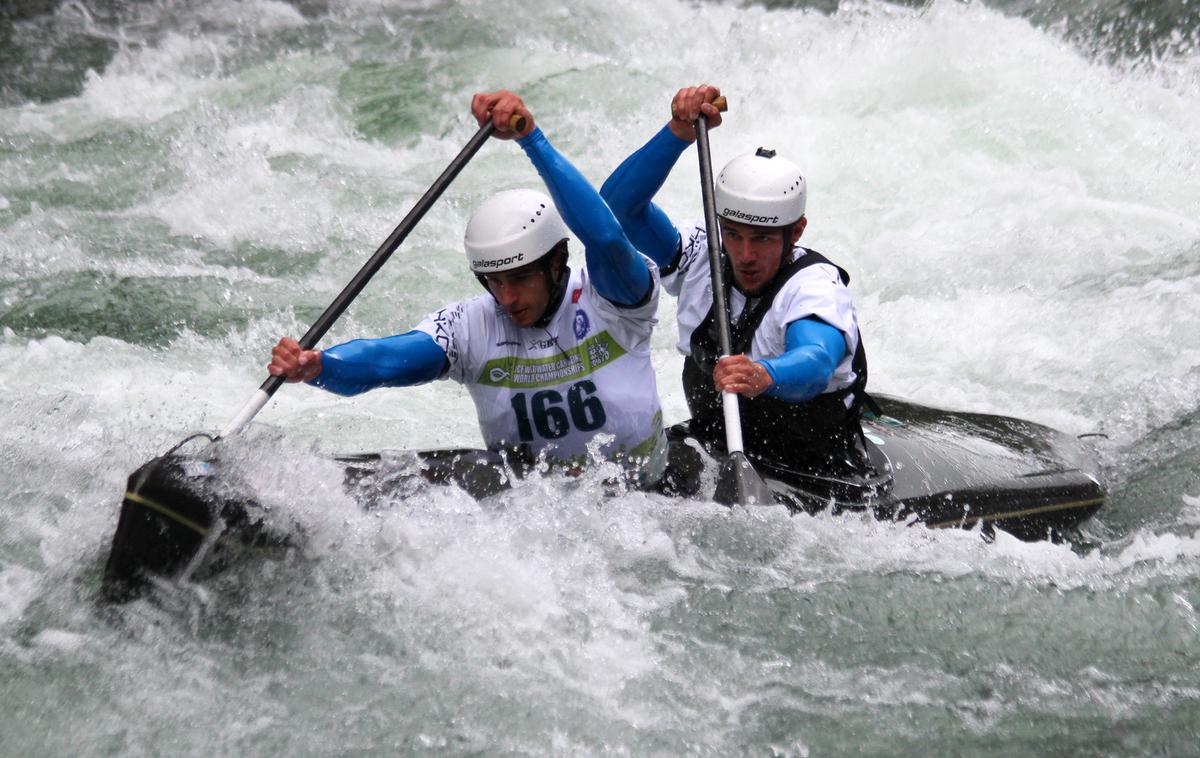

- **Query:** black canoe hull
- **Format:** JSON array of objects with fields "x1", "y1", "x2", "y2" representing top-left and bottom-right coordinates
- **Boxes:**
[
  {"x1": 101, "y1": 395, "x2": 1105, "y2": 602},
  {"x1": 751, "y1": 395, "x2": 1106, "y2": 539}
]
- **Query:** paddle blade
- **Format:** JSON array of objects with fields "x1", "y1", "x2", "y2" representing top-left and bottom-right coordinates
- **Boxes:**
[
  {"x1": 102, "y1": 456, "x2": 215, "y2": 602},
  {"x1": 714, "y1": 451, "x2": 773, "y2": 506}
]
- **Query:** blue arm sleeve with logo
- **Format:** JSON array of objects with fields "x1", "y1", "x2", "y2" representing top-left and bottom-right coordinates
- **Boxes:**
[
  {"x1": 756, "y1": 318, "x2": 847, "y2": 403},
  {"x1": 308, "y1": 331, "x2": 448, "y2": 396},
  {"x1": 517, "y1": 128, "x2": 652, "y2": 307},
  {"x1": 599, "y1": 124, "x2": 691, "y2": 271}
]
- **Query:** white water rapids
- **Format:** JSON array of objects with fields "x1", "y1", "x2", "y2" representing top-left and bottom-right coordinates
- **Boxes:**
[{"x1": 0, "y1": 0, "x2": 1197, "y2": 753}]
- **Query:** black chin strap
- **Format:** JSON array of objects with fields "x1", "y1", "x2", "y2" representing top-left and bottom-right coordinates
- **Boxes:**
[
  {"x1": 533, "y1": 260, "x2": 569, "y2": 328},
  {"x1": 780, "y1": 222, "x2": 795, "y2": 263}
]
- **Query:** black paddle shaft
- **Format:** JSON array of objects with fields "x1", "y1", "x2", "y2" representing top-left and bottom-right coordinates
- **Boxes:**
[
  {"x1": 694, "y1": 107, "x2": 773, "y2": 506},
  {"x1": 694, "y1": 116, "x2": 735, "y2": 358},
  {"x1": 256, "y1": 119, "x2": 500, "y2": 399},
  {"x1": 220, "y1": 112, "x2": 525, "y2": 438}
]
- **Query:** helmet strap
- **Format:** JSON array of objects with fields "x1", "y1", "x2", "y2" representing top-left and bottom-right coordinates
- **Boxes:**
[
  {"x1": 780, "y1": 222, "x2": 796, "y2": 263},
  {"x1": 533, "y1": 243, "x2": 570, "y2": 328}
]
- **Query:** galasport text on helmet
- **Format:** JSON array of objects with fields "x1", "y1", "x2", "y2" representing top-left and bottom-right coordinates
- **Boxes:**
[{"x1": 715, "y1": 147, "x2": 806, "y2": 228}]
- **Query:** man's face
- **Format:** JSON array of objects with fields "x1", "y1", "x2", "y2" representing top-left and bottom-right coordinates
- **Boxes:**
[
  {"x1": 482, "y1": 259, "x2": 553, "y2": 328},
  {"x1": 719, "y1": 218, "x2": 806, "y2": 294}
]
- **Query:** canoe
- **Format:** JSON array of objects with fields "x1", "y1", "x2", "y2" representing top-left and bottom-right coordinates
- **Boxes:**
[{"x1": 101, "y1": 394, "x2": 1105, "y2": 603}]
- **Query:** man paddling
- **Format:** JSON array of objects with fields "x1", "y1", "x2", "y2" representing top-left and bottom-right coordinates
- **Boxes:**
[
  {"x1": 269, "y1": 90, "x2": 669, "y2": 487},
  {"x1": 601, "y1": 85, "x2": 873, "y2": 476}
]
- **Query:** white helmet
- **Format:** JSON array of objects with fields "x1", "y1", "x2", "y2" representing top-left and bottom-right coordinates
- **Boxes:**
[
  {"x1": 715, "y1": 147, "x2": 806, "y2": 227},
  {"x1": 464, "y1": 189, "x2": 569, "y2": 274}
]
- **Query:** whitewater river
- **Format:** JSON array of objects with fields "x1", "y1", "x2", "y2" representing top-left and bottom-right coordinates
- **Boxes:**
[{"x1": 1, "y1": 0, "x2": 1198, "y2": 754}]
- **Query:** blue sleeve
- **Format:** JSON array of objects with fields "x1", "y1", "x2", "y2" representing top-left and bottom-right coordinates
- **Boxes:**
[
  {"x1": 599, "y1": 124, "x2": 691, "y2": 271},
  {"x1": 308, "y1": 331, "x2": 448, "y2": 396},
  {"x1": 517, "y1": 128, "x2": 651, "y2": 307},
  {"x1": 757, "y1": 318, "x2": 848, "y2": 403}
]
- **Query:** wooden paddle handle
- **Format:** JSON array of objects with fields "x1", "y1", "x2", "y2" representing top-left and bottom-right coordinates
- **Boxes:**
[
  {"x1": 712, "y1": 95, "x2": 728, "y2": 112},
  {"x1": 510, "y1": 114, "x2": 527, "y2": 132}
]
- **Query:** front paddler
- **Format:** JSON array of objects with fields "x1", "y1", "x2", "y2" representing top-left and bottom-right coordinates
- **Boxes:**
[{"x1": 269, "y1": 90, "x2": 670, "y2": 486}]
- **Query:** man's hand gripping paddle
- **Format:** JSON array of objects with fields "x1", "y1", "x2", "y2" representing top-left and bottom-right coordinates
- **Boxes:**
[{"x1": 693, "y1": 98, "x2": 773, "y2": 507}]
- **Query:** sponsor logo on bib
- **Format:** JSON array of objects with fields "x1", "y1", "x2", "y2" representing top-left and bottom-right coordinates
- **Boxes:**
[
  {"x1": 573, "y1": 310, "x2": 590, "y2": 340},
  {"x1": 478, "y1": 332, "x2": 626, "y2": 389}
]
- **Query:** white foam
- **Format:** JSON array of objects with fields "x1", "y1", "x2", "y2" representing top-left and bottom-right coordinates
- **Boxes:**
[
  {"x1": 79, "y1": 34, "x2": 221, "y2": 124},
  {"x1": 0, "y1": 565, "x2": 40, "y2": 626},
  {"x1": 31, "y1": 629, "x2": 88, "y2": 652},
  {"x1": 1112, "y1": 528, "x2": 1200, "y2": 571},
  {"x1": 1183, "y1": 494, "x2": 1200, "y2": 526},
  {"x1": 190, "y1": 0, "x2": 307, "y2": 33}
]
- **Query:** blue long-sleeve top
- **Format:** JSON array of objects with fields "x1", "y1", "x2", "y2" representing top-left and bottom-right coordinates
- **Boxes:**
[
  {"x1": 311, "y1": 331, "x2": 447, "y2": 396},
  {"x1": 311, "y1": 126, "x2": 651, "y2": 396},
  {"x1": 602, "y1": 126, "x2": 846, "y2": 404},
  {"x1": 758, "y1": 318, "x2": 847, "y2": 403},
  {"x1": 599, "y1": 124, "x2": 691, "y2": 271},
  {"x1": 517, "y1": 127, "x2": 652, "y2": 306}
]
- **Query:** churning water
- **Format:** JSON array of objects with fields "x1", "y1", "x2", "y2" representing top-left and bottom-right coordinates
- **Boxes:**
[{"x1": 1, "y1": 0, "x2": 1198, "y2": 754}]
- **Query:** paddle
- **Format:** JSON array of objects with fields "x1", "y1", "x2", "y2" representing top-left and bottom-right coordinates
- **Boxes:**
[
  {"x1": 693, "y1": 103, "x2": 773, "y2": 507},
  {"x1": 217, "y1": 114, "x2": 525, "y2": 440},
  {"x1": 103, "y1": 113, "x2": 528, "y2": 603}
]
